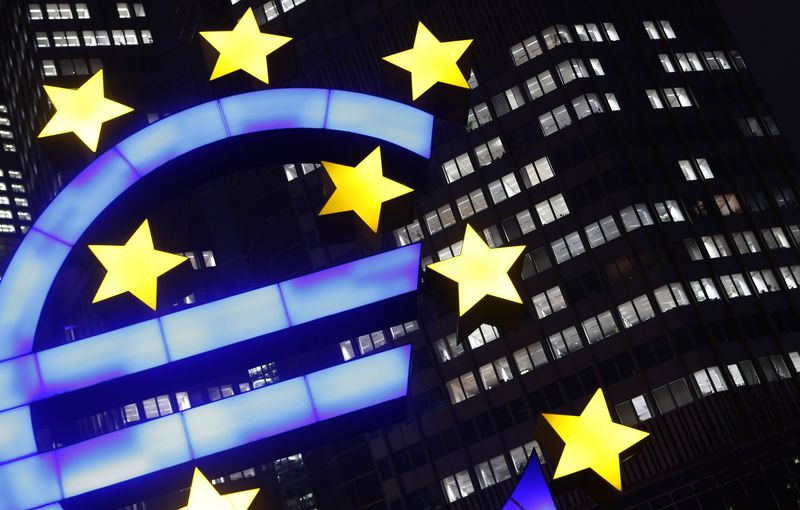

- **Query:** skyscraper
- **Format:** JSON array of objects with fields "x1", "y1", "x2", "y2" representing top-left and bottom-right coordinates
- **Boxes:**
[{"x1": 2, "y1": 0, "x2": 800, "y2": 509}]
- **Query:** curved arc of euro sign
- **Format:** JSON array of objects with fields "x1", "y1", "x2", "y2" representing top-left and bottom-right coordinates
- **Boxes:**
[{"x1": 0, "y1": 88, "x2": 432, "y2": 510}]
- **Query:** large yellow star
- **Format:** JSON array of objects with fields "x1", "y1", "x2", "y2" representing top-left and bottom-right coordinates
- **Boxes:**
[
  {"x1": 542, "y1": 389, "x2": 649, "y2": 491},
  {"x1": 38, "y1": 70, "x2": 133, "y2": 152},
  {"x1": 426, "y1": 224, "x2": 524, "y2": 316},
  {"x1": 178, "y1": 468, "x2": 259, "y2": 510},
  {"x1": 382, "y1": 22, "x2": 472, "y2": 100},
  {"x1": 200, "y1": 7, "x2": 291, "y2": 84},
  {"x1": 89, "y1": 220, "x2": 188, "y2": 310},
  {"x1": 319, "y1": 146, "x2": 413, "y2": 233}
]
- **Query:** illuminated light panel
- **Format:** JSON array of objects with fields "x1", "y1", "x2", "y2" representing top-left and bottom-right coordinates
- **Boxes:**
[
  {"x1": 306, "y1": 345, "x2": 411, "y2": 421},
  {"x1": 326, "y1": 90, "x2": 433, "y2": 158},
  {"x1": 280, "y1": 243, "x2": 421, "y2": 325},
  {"x1": 220, "y1": 88, "x2": 327, "y2": 135},
  {"x1": 183, "y1": 378, "x2": 315, "y2": 458},
  {"x1": 56, "y1": 414, "x2": 192, "y2": 499},
  {"x1": 0, "y1": 230, "x2": 71, "y2": 361},
  {"x1": 161, "y1": 285, "x2": 288, "y2": 361},
  {"x1": 0, "y1": 453, "x2": 62, "y2": 510},
  {"x1": 32, "y1": 149, "x2": 140, "y2": 246},
  {"x1": 0, "y1": 355, "x2": 42, "y2": 414},
  {"x1": 501, "y1": 460, "x2": 556, "y2": 510},
  {"x1": 32, "y1": 505, "x2": 64, "y2": 510},
  {"x1": 116, "y1": 101, "x2": 228, "y2": 176},
  {"x1": 0, "y1": 407, "x2": 37, "y2": 463},
  {"x1": 38, "y1": 320, "x2": 166, "y2": 397}
]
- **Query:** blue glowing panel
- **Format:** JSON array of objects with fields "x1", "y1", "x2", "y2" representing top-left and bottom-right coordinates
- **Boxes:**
[
  {"x1": 306, "y1": 345, "x2": 411, "y2": 421},
  {"x1": 279, "y1": 244, "x2": 420, "y2": 326},
  {"x1": 325, "y1": 90, "x2": 433, "y2": 158},
  {"x1": 32, "y1": 505, "x2": 63, "y2": 510},
  {"x1": 116, "y1": 101, "x2": 228, "y2": 176},
  {"x1": 0, "y1": 230, "x2": 71, "y2": 361},
  {"x1": 0, "y1": 355, "x2": 42, "y2": 413},
  {"x1": 184, "y1": 378, "x2": 315, "y2": 458},
  {"x1": 31, "y1": 149, "x2": 140, "y2": 246},
  {"x1": 0, "y1": 407, "x2": 36, "y2": 463},
  {"x1": 38, "y1": 320, "x2": 167, "y2": 397},
  {"x1": 501, "y1": 460, "x2": 556, "y2": 510},
  {"x1": 57, "y1": 414, "x2": 191, "y2": 498},
  {"x1": 0, "y1": 453, "x2": 62, "y2": 510},
  {"x1": 161, "y1": 285, "x2": 289, "y2": 361},
  {"x1": 220, "y1": 89, "x2": 328, "y2": 135}
]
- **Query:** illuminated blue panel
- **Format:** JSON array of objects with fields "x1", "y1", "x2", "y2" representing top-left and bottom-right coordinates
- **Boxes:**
[
  {"x1": 220, "y1": 88, "x2": 328, "y2": 135},
  {"x1": 38, "y1": 320, "x2": 167, "y2": 397},
  {"x1": 0, "y1": 453, "x2": 62, "y2": 510},
  {"x1": 32, "y1": 149, "x2": 140, "y2": 245},
  {"x1": 116, "y1": 101, "x2": 228, "y2": 176},
  {"x1": 161, "y1": 285, "x2": 289, "y2": 361},
  {"x1": 501, "y1": 460, "x2": 556, "y2": 510},
  {"x1": 306, "y1": 345, "x2": 411, "y2": 421},
  {"x1": 184, "y1": 378, "x2": 315, "y2": 458},
  {"x1": 0, "y1": 230, "x2": 71, "y2": 361},
  {"x1": 0, "y1": 355, "x2": 42, "y2": 413},
  {"x1": 325, "y1": 90, "x2": 433, "y2": 158},
  {"x1": 57, "y1": 414, "x2": 191, "y2": 498},
  {"x1": 0, "y1": 407, "x2": 36, "y2": 463},
  {"x1": 279, "y1": 244, "x2": 420, "y2": 326},
  {"x1": 32, "y1": 505, "x2": 63, "y2": 510}
]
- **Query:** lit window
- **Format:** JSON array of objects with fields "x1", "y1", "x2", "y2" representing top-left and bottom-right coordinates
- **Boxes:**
[
  {"x1": 53, "y1": 31, "x2": 67, "y2": 47},
  {"x1": 675, "y1": 52, "x2": 704, "y2": 72},
  {"x1": 475, "y1": 454, "x2": 511, "y2": 489},
  {"x1": 467, "y1": 70, "x2": 478, "y2": 89},
  {"x1": 133, "y1": 3, "x2": 146, "y2": 16},
  {"x1": 263, "y1": 1, "x2": 280, "y2": 21},
  {"x1": 441, "y1": 152, "x2": 474, "y2": 183},
  {"x1": 75, "y1": 3, "x2": 89, "y2": 18},
  {"x1": 616, "y1": 395, "x2": 652, "y2": 425},
  {"x1": 714, "y1": 193, "x2": 743, "y2": 216},
  {"x1": 29, "y1": 5, "x2": 44, "y2": 19},
  {"x1": 117, "y1": 3, "x2": 131, "y2": 18},
  {"x1": 433, "y1": 334, "x2": 463, "y2": 363},
  {"x1": 393, "y1": 220, "x2": 423, "y2": 247},
  {"x1": 719, "y1": 273, "x2": 752, "y2": 298},
  {"x1": 201, "y1": 250, "x2": 216, "y2": 267},
  {"x1": 693, "y1": 367, "x2": 728, "y2": 397},
  {"x1": 731, "y1": 50, "x2": 747, "y2": 69},
  {"x1": 124, "y1": 29, "x2": 138, "y2": 45},
  {"x1": 0, "y1": 210, "x2": 12, "y2": 219},
  {"x1": 646, "y1": 89, "x2": 664, "y2": 109},
  {"x1": 772, "y1": 187, "x2": 798, "y2": 208},
  {"x1": 572, "y1": 93, "x2": 604, "y2": 119},
  {"x1": 0, "y1": 224, "x2": 15, "y2": 233},
  {"x1": 660, "y1": 20, "x2": 676, "y2": 39},
  {"x1": 749, "y1": 269, "x2": 780, "y2": 294},
  {"x1": 548, "y1": 326, "x2": 582, "y2": 359},
  {"x1": 581, "y1": 310, "x2": 618, "y2": 344},
  {"x1": 658, "y1": 54, "x2": 675, "y2": 73},
  {"x1": 535, "y1": 193, "x2": 569, "y2": 224},
  {"x1": 10, "y1": 184, "x2": 25, "y2": 193},
  {"x1": 761, "y1": 227, "x2": 791, "y2": 250},
  {"x1": 584, "y1": 215, "x2": 621, "y2": 248},
  {"x1": 513, "y1": 342, "x2": 548, "y2": 374},
  {"x1": 446, "y1": 372, "x2": 480, "y2": 404},
  {"x1": 731, "y1": 231, "x2": 761, "y2": 254},
  {"x1": 66, "y1": 31, "x2": 80, "y2": 47},
  {"x1": 663, "y1": 87, "x2": 693, "y2": 108},
  {"x1": 491, "y1": 86, "x2": 526, "y2": 117},
  {"x1": 551, "y1": 231, "x2": 585, "y2": 264},
  {"x1": 539, "y1": 104, "x2": 571, "y2": 136},
  {"x1": 2, "y1": 144, "x2": 16, "y2": 153},
  {"x1": 509, "y1": 35, "x2": 543, "y2": 66},
  {"x1": 605, "y1": 93, "x2": 621, "y2": 111},
  {"x1": 112, "y1": 30, "x2": 126, "y2": 45},
  {"x1": 140, "y1": 30, "x2": 154, "y2": 44},
  {"x1": 557, "y1": 58, "x2": 589, "y2": 84},
  {"x1": 479, "y1": 357, "x2": 513, "y2": 390},
  {"x1": 574, "y1": 23, "x2": 604, "y2": 42},
  {"x1": 424, "y1": 204, "x2": 456, "y2": 234},
  {"x1": 487, "y1": 173, "x2": 520, "y2": 204},
  {"x1": 542, "y1": 25, "x2": 573, "y2": 49},
  {"x1": 531, "y1": 286, "x2": 566, "y2": 319},
  {"x1": 35, "y1": 32, "x2": 50, "y2": 48},
  {"x1": 455, "y1": 188, "x2": 488, "y2": 219},
  {"x1": 0, "y1": 197, "x2": 9, "y2": 205},
  {"x1": 738, "y1": 117, "x2": 764, "y2": 137},
  {"x1": 703, "y1": 51, "x2": 730, "y2": 70},
  {"x1": 643, "y1": 21, "x2": 660, "y2": 39},
  {"x1": 653, "y1": 282, "x2": 690, "y2": 313},
  {"x1": 524, "y1": 70, "x2": 557, "y2": 100},
  {"x1": 441, "y1": 470, "x2": 474, "y2": 503},
  {"x1": 589, "y1": 58, "x2": 605, "y2": 75},
  {"x1": 617, "y1": 294, "x2": 655, "y2": 328},
  {"x1": 473, "y1": 137, "x2": 505, "y2": 167},
  {"x1": 619, "y1": 204, "x2": 653, "y2": 231},
  {"x1": 501, "y1": 208, "x2": 536, "y2": 240},
  {"x1": 603, "y1": 23, "x2": 620, "y2": 41},
  {"x1": 519, "y1": 156, "x2": 555, "y2": 188},
  {"x1": 701, "y1": 235, "x2": 731, "y2": 258},
  {"x1": 466, "y1": 102, "x2": 491, "y2": 131},
  {"x1": 653, "y1": 200, "x2": 684, "y2": 222},
  {"x1": 123, "y1": 403, "x2": 140, "y2": 423},
  {"x1": 779, "y1": 266, "x2": 800, "y2": 290}
]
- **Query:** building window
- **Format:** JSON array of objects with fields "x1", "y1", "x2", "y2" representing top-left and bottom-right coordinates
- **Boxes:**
[
  {"x1": 393, "y1": 220, "x2": 423, "y2": 247},
  {"x1": 731, "y1": 231, "x2": 760, "y2": 254},
  {"x1": 473, "y1": 137, "x2": 505, "y2": 166},
  {"x1": 487, "y1": 173, "x2": 521, "y2": 204},
  {"x1": 653, "y1": 283, "x2": 690, "y2": 313},
  {"x1": 525, "y1": 70, "x2": 557, "y2": 100},
  {"x1": 447, "y1": 372, "x2": 480, "y2": 404},
  {"x1": 441, "y1": 152, "x2": 474, "y2": 183},
  {"x1": 501, "y1": 209, "x2": 536, "y2": 240},
  {"x1": 693, "y1": 367, "x2": 728, "y2": 397},
  {"x1": 0, "y1": 224, "x2": 15, "y2": 233},
  {"x1": 643, "y1": 21, "x2": 661, "y2": 39},
  {"x1": 509, "y1": 35, "x2": 543, "y2": 66},
  {"x1": 584, "y1": 215, "x2": 621, "y2": 248},
  {"x1": 572, "y1": 93, "x2": 604, "y2": 119},
  {"x1": 700, "y1": 235, "x2": 732, "y2": 258},
  {"x1": 779, "y1": 266, "x2": 800, "y2": 289},
  {"x1": 646, "y1": 89, "x2": 664, "y2": 109},
  {"x1": 616, "y1": 394, "x2": 653, "y2": 426},
  {"x1": 617, "y1": 294, "x2": 656, "y2": 328},
  {"x1": 750, "y1": 269, "x2": 780, "y2": 294},
  {"x1": 620, "y1": 204, "x2": 654, "y2": 231},
  {"x1": 581, "y1": 310, "x2": 619, "y2": 344},
  {"x1": 356, "y1": 331, "x2": 387, "y2": 355},
  {"x1": 141, "y1": 30, "x2": 154, "y2": 44},
  {"x1": 475, "y1": 454, "x2": 512, "y2": 489},
  {"x1": 519, "y1": 157, "x2": 555, "y2": 188},
  {"x1": 466, "y1": 324, "x2": 500, "y2": 349},
  {"x1": 703, "y1": 51, "x2": 731, "y2": 70},
  {"x1": 535, "y1": 193, "x2": 569, "y2": 225},
  {"x1": 603, "y1": 23, "x2": 620, "y2": 41},
  {"x1": 75, "y1": 3, "x2": 89, "y2": 18},
  {"x1": 677, "y1": 52, "x2": 704, "y2": 71},
  {"x1": 531, "y1": 286, "x2": 567, "y2": 319},
  {"x1": 652, "y1": 378, "x2": 693, "y2": 414},
  {"x1": 713, "y1": 193, "x2": 743, "y2": 216},
  {"x1": 433, "y1": 334, "x2": 464, "y2": 363},
  {"x1": 456, "y1": 188, "x2": 488, "y2": 219},
  {"x1": 574, "y1": 23, "x2": 603, "y2": 42},
  {"x1": 29, "y1": 4, "x2": 44, "y2": 19},
  {"x1": 654, "y1": 200, "x2": 685, "y2": 222},
  {"x1": 133, "y1": 3, "x2": 146, "y2": 16},
  {"x1": 719, "y1": 273, "x2": 752, "y2": 298},
  {"x1": 738, "y1": 117, "x2": 765, "y2": 137},
  {"x1": 466, "y1": 102, "x2": 491, "y2": 131},
  {"x1": 441, "y1": 470, "x2": 475, "y2": 503},
  {"x1": 542, "y1": 25, "x2": 573, "y2": 49},
  {"x1": 659, "y1": 54, "x2": 676, "y2": 73},
  {"x1": 513, "y1": 342, "x2": 548, "y2": 374},
  {"x1": 539, "y1": 105, "x2": 572, "y2": 136},
  {"x1": 761, "y1": 227, "x2": 791, "y2": 250},
  {"x1": 605, "y1": 93, "x2": 621, "y2": 111},
  {"x1": 678, "y1": 158, "x2": 714, "y2": 181},
  {"x1": 772, "y1": 187, "x2": 798, "y2": 208},
  {"x1": 491, "y1": 86, "x2": 526, "y2": 117},
  {"x1": 479, "y1": 357, "x2": 514, "y2": 390},
  {"x1": 644, "y1": 20, "x2": 676, "y2": 39},
  {"x1": 509, "y1": 441, "x2": 545, "y2": 475},
  {"x1": 424, "y1": 205, "x2": 456, "y2": 234},
  {"x1": 664, "y1": 87, "x2": 693, "y2": 107},
  {"x1": 548, "y1": 326, "x2": 583, "y2": 359},
  {"x1": 467, "y1": 70, "x2": 478, "y2": 89},
  {"x1": 35, "y1": 32, "x2": 50, "y2": 47},
  {"x1": 521, "y1": 247, "x2": 552, "y2": 279},
  {"x1": 551, "y1": 231, "x2": 585, "y2": 264},
  {"x1": 556, "y1": 58, "x2": 589, "y2": 84},
  {"x1": 117, "y1": 3, "x2": 131, "y2": 18}
]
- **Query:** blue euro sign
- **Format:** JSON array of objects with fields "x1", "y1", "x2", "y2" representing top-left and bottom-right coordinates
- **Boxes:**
[{"x1": 0, "y1": 89, "x2": 432, "y2": 510}]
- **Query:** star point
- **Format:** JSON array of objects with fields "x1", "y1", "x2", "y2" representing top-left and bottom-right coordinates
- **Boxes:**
[
  {"x1": 542, "y1": 389, "x2": 649, "y2": 491},
  {"x1": 383, "y1": 22, "x2": 472, "y2": 100},
  {"x1": 89, "y1": 219, "x2": 188, "y2": 310},
  {"x1": 200, "y1": 7, "x2": 291, "y2": 84},
  {"x1": 426, "y1": 224, "x2": 524, "y2": 316},
  {"x1": 319, "y1": 146, "x2": 413, "y2": 233},
  {"x1": 179, "y1": 468, "x2": 259, "y2": 510},
  {"x1": 38, "y1": 69, "x2": 133, "y2": 151}
]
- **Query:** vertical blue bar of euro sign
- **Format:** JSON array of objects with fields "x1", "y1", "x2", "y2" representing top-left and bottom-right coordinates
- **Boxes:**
[
  {"x1": 38, "y1": 320, "x2": 167, "y2": 398},
  {"x1": 219, "y1": 88, "x2": 328, "y2": 135},
  {"x1": 30, "y1": 149, "x2": 140, "y2": 246},
  {"x1": 0, "y1": 453, "x2": 62, "y2": 510},
  {"x1": 325, "y1": 90, "x2": 433, "y2": 158},
  {"x1": 279, "y1": 244, "x2": 420, "y2": 326},
  {"x1": 56, "y1": 414, "x2": 191, "y2": 498},
  {"x1": 161, "y1": 285, "x2": 289, "y2": 361},
  {"x1": 0, "y1": 230, "x2": 71, "y2": 361},
  {"x1": 306, "y1": 345, "x2": 411, "y2": 421},
  {"x1": 501, "y1": 459, "x2": 556, "y2": 510},
  {"x1": 0, "y1": 355, "x2": 42, "y2": 413},
  {"x1": 183, "y1": 378, "x2": 315, "y2": 458},
  {"x1": 0, "y1": 407, "x2": 37, "y2": 463},
  {"x1": 116, "y1": 101, "x2": 228, "y2": 176}
]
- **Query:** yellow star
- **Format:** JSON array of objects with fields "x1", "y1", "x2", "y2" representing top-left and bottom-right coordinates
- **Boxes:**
[
  {"x1": 319, "y1": 146, "x2": 413, "y2": 233},
  {"x1": 427, "y1": 224, "x2": 524, "y2": 316},
  {"x1": 542, "y1": 389, "x2": 649, "y2": 491},
  {"x1": 178, "y1": 468, "x2": 259, "y2": 510},
  {"x1": 200, "y1": 7, "x2": 291, "y2": 84},
  {"x1": 382, "y1": 22, "x2": 472, "y2": 100},
  {"x1": 38, "y1": 70, "x2": 133, "y2": 152},
  {"x1": 89, "y1": 219, "x2": 188, "y2": 310}
]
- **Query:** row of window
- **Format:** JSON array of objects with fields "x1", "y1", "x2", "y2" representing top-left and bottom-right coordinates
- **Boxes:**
[
  {"x1": 28, "y1": 2, "x2": 145, "y2": 20},
  {"x1": 538, "y1": 92, "x2": 621, "y2": 136},
  {"x1": 36, "y1": 29, "x2": 153, "y2": 48},
  {"x1": 684, "y1": 226, "x2": 793, "y2": 261},
  {"x1": 659, "y1": 50, "x2": 745, "y2": 73},
  {"x1": 42, "y1": 58, "x2": 102, "y2": 77},
  {"x1": 646, "y1": 87, "x2": 694, "y2": 109},
  {"x1": 340, "y1": 321, "x2": 419, "y2": 361},
  {"x1": 738, "y1": 116, "x2": 780, "y2": 137},
  {"x1": 250, "y1": 0, "x2": 306, "y2": 23},
  {"x1": 509, "y1": 22, "x2": 620, "y2": 67}
]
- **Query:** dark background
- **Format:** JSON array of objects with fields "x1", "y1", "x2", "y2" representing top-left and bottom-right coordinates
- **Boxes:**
[{"x1": 718, "y1": 0, "x2": 800, "y2": 161}]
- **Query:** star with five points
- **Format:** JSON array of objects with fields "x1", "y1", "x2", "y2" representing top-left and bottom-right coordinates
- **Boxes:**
[
  {"x1": 200, "y1": 7, "x2": 291, "y2": 84},
  {"x1": 426, "y1": 224, "x2": 525, "y2": 316},
  {"x1": 382, "y1": 22, "x2": 473, "y2": 100},
  {"x1": 179, "y1": 468, "x2": 259, "y2": 510},
  {"x1": 89, "y1": 220, "x2": 188, "y2": 310},
  {"x1": 542, "y1": 389, "x2": 649, "y2": 491},
  {"x1": 38, "y1": 70, "x2": 133, "y2": 152},
  {"x1": 319, "y1": 146, "x2": 413, "y2": 233}
]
